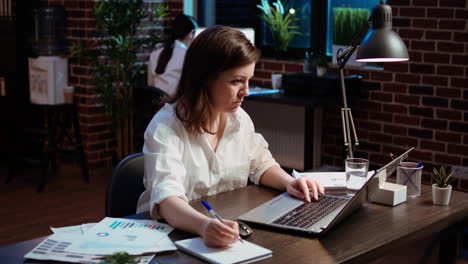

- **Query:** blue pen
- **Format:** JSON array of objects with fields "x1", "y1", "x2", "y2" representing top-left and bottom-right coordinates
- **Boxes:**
[
  {"x1": 201, "y1": 200, "x2": 244, "y2": 243},
  {"x1": 404, "y1": 161, "x2": 423, "y2": 187}
]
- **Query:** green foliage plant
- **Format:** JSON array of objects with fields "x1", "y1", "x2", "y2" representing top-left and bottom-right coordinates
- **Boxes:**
[
  {"x1": 432, "y1": 166, "x2": 455, "y2": 188},
  {"x1": 333, "y1": 7, "x2": 370, "y2": 45},
  {"x1": 72, "y1": 0, "x2": 168, "y2": 160},
  {"x1": 101, "y1": 252, "x2": 136, "y2": 264},
  {"x1": 257, "y1": 0, "x2": 301, "y2": 51}
]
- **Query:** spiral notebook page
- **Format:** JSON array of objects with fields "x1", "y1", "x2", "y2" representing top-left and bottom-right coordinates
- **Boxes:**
[{"x1": 175, "y1": 237, "x2": 272, "y2": 264}]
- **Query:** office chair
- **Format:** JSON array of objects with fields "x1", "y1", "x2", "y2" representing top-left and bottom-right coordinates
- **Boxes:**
[{"x1": 106, "y1": 152, "x2": 145, "y2": 217}]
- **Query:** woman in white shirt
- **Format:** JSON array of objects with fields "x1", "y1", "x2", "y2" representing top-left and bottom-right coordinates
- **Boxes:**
[
  {"x1": 137, "y1": 26, "x2": 324, "y2": 248},
  {"x1": 147, "y1": 14, "x2": 198, "y2": 97}
]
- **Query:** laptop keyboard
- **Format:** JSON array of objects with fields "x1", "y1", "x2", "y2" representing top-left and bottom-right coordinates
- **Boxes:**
[{"x1": 273, "y1": 195, "x2": 349, "y2": 229}]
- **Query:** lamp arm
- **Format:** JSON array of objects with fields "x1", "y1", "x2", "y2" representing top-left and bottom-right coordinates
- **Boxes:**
[{"x1": 336, "y1": 19, "x2": 372, "y2": 70}]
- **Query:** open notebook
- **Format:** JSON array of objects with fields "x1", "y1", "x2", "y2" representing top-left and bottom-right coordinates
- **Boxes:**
[{"x1": 175, "y1": 237, "x2": 272, "y2": 264}]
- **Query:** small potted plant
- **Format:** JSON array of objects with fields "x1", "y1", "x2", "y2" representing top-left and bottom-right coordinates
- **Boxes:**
[{"x1": 432, "y1": 166, "x2": 455, "y2": 205}]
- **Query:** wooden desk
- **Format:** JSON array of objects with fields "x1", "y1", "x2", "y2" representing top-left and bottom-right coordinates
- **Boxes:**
[{"x1": 2, "y1": 185, "x2": 468, "y2": 263}]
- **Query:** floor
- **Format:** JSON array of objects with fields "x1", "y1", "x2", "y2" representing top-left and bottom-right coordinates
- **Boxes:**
[{"x1": 0, "y1": 159, "x2": 110, "y2": 247}]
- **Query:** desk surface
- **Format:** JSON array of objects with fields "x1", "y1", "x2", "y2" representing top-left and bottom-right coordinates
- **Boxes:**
[{"x1": 2, "y1": 184, "x2": 468, "y2": 264}]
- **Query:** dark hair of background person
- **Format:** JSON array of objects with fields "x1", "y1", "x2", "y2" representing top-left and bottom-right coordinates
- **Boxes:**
[
  {"x1": 155, "y1": 14, "x2": 198, "y2": 75},
  {"x1": 171, "y1": 25, "x2": 261, "y2": 135}
]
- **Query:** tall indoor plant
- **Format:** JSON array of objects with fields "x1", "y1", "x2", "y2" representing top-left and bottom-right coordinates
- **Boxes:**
[
  {"x1": 332, "y1": 7, "x2": 369, "y2": 66},
  {"x1": 257, "y1": 0, "x2": 300, "y2": 53},
  {"x1": 73, "y1": 0, "x2": 168, "y2": 161}
]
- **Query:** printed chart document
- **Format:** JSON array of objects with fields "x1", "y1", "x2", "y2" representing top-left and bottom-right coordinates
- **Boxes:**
[
  {"x1": 292, "y1": 170, "x2": 375, "y2": 189},
  {"x1": 67, "y1": 217, "x2": 174, "y2": 255},
  {"x1": 175, "y1": 237, "x2": 272, "y2": 264}
]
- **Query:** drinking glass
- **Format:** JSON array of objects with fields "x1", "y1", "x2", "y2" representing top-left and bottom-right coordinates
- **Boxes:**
[{"x1": 345, "y1": 158, "x2": 369, "y2": 196}]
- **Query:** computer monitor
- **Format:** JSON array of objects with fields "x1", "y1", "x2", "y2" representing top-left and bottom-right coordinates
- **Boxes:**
[{"x1": 194, "y1": 27, "x2": 255, "y2": 46}]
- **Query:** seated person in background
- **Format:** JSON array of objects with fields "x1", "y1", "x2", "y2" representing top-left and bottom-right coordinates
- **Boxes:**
[
  {"x1": 147, "y1": 14, "x2": 198, "y2": 97},
  {"x1": 137, "y1": 26, "x2": 324, "y2": 248}
]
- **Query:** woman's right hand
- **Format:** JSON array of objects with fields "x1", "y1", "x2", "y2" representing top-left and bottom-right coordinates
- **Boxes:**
[{"x1": 201, "y1": 218, "x2": 239, "y2": 248}]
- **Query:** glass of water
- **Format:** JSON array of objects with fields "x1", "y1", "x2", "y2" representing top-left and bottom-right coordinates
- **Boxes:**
[{"x1": 345, "y1": 158, "x2": 369, "y2": 196}]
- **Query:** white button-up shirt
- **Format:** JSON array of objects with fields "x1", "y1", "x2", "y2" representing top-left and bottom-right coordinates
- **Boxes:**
[
  {"x1": 147, "y1": 40, "x2": 188, "y2": 96},
  {"x1": 136, "y1": 104, "x2": 278, "y2": 217}
]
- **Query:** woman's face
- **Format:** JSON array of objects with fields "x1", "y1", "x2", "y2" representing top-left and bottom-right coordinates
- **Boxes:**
[{"x1": 208, "y1": 63, "x2": 255, "y2": 113}]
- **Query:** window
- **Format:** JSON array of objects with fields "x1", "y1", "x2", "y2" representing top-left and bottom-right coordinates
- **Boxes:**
[{"x1": 188, "y1": 0, "x2": 380, "y2": 60}]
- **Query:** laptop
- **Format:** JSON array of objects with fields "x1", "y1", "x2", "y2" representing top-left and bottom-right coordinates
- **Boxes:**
[{"x1": 238, "y1": 147, "x2": 414, "y2": 236}]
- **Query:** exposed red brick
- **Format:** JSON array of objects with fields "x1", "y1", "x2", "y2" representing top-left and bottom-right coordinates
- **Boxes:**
[
  {"x1": 395, "y1": 73, "x2": 421, "y2": 84},
  {"x1": 383, "y1": 63, "x2": 409, "y2": 73},
  {"x1": 368, "y1": 132, "x2": 393, "y2": 143},
  {"x1": 450, "y1": 122, "x2": 468, "y2": 133},
  {"x1": 262, "y1": 62, "x2": 283, "y2": 71},
  {"x1": 383, "y1": 103, "x2": 407, "y2": 114},
  {"x1": 439, "y1": 20, "x2": 466, "y2": 30},
  {"x1": 371, "y1": 72, "x2": 393, "y2": 81},
  {"x1": 358, "y1": 101, "x2": 382, "y2": 111},
  {"x1": 394, "y1": 115, "x2": 420, "y2": 126},
  {"x1": 451, "y1": 77, "x2": 468, "y2": 88},
  {"x1": 437, "y1": 65, "x2": 464, "y2": 76},
  {"x1": 410, "y1": 149, "x2": 434, "y2": 161},
  {"x1": 413, "y1": 0, "x2": 438, "y2": 5},
  {"x1": 422, "y1": 76, "x2": 448, "y2": 86},
  {"x1": 454, "y1": 32, "x2": 468, "y2": 42},
  {"x1": 253, "y1": 70, "x2": 271, "y2": 79},
  {"x1": 408, "y1": 51, "x2": 423, "y2": 62},
  {"x1": 399, "y1": 7, "x2": 426, "y2": 17},
  {"x1": 452, "y1": 100, "x2": 468, "y2": 110},
  {"x1": 422, "y1": 119, "x2": 448, "y2": 130},
  {"x1": 410, "y1": 107, "x2": 434, "y2": 118},
  {"x1": 384, "y1": 124, "x2": 408, "y2": 136},
  {"x1": 424, "y1": 53, "x2": 451, "y2": 64},
  {"x1": 435, "y1": 154, "x2": 462, "y2": 165},
  {"x1": 393, "y1": 136, "x2": 418, "y2": 146},
  {"x1": 398, "y1": 29, "x2": 424, "y2": 39},
  {"x1": 437, "y1": 109, "x2": 463, "y2": 120},
  {"x1": 358, "y1": 121, "x2": 382, "y2": 131},
  {"x1": 411, "y1": 40, "x2": 435, "y2": 51},
  {"x1": 422, "y1": 97, "x2": 449, "y2": 107},
  {"x1": 435, "y1": 131, "x2": 462, "y2": 143},
  {"x1": 437, "y1": 42, "x2": 465, "y2": 53},
  {"x1": 410, "y1": 64, "x2": 435, "y2": 74},
  {"x1": 426, "y1": 31, "x2": 452, "y2": 41},
  {"x1": 412, "y1": 19, "x2": 438, "y2": 28},
  {"x1": 427, "y1": 8, "x2": 454, "y2": 18},
  {"x1": 421, "y1": 140, "x2": 446, "y2": 152},
  {"x1": 395, "y1": 94, "x2": 420, "y2": 105},
  {"x1": 371, "y1": 92, "x2": 393, "y2": 102},
  {"x1": 448, "y1": 144, "x2": 468, "y2": 155},
  {"x1": 455, "y1": 9, "x2": 468, "y2": 19},
  {"x1": 284, "y1": 63, "x2": 303, "y2": 72},
  {"x1": 369, "y1": 112, "x2": 393, "y2": 122},
  {"x1": 440, "y1": 0, "x2": 466, "y2": 7},
  {"x1": 383, "y1": 83, "x2": 407, "y2": 93},
  {"x1": 452, "y1": 55, "x2": 468, "y2": 66}
]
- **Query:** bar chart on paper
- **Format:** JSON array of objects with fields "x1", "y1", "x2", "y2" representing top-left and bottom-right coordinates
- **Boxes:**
[
  {"x1": 108, "y1": 220, "x2": 168, "y2": 230},
  {"x1": 67, "y1": 217, "x2": 174, "y2": 255}
]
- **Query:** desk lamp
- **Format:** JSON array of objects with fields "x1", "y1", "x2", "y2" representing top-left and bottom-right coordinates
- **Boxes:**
[{"x1": 336, "y1": 0, "x2": 409, "y2": 158}]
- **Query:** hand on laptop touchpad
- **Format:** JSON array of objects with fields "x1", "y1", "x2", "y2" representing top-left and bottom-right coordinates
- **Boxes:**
[{"x1": 238, "y1": 221, "x2": 253, "y2": 238}]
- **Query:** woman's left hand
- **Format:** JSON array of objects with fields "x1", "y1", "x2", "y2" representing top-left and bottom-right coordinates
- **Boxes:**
[{"x1": 286, "y1": 177, "x2": 324, "y2": 202}]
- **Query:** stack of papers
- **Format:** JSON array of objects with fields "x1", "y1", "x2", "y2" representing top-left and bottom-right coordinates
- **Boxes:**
[{"x1": 24, "y1": 217, "x2": 176, "y2": 264}]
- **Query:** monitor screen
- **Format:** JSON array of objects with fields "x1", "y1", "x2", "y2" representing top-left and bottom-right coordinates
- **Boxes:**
[{"x1": 194, "y1": 27, "x2": 255, "y2": 46}]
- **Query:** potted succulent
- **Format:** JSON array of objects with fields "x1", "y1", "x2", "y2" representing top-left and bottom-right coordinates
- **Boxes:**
[{"x1": 432, "y1": 166, "x2": 455, "y2": 205}]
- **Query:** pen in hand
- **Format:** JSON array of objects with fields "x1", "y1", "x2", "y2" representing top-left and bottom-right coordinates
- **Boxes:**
[{"x1": 201, "y1": 200, "x2": 244, "y2": 243}]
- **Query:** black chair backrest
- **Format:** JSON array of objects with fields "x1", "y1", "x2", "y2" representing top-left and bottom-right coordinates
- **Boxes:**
[{"x1": 106, "y1": 153, "x2": 145, "y2": 217}]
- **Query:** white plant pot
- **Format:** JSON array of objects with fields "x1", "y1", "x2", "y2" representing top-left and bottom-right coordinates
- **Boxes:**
[
  {"x1": 432, "y1": 184, "x2": 452, "y2": 205},
  {"x1": 332, "y1": 44, "x2": 363, "y2": 67}
]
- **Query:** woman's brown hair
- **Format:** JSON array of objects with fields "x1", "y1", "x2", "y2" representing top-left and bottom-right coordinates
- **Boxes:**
[{"x1": 171, "y1": 25, "x2": 260, "y2": 134}]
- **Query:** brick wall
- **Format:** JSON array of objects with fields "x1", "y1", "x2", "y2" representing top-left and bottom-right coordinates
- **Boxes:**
[
  {"x1": 43, "y1": 0, "x2": 467, "y2": 190},
  {"x1": 42, "y1": 0, "x2": 183, "y2": 169},
  {"x1": 252, "y1": 0, "x2": 468, "y2": 190}
]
